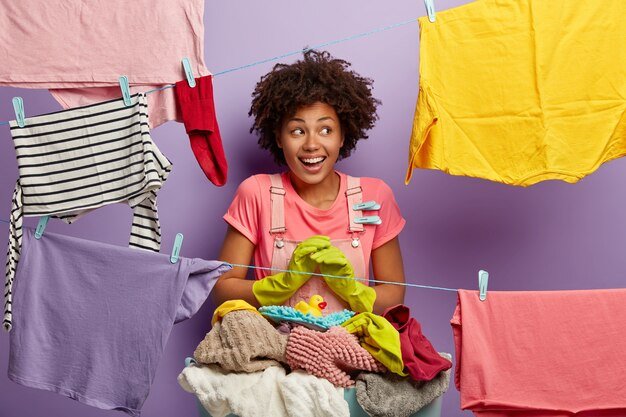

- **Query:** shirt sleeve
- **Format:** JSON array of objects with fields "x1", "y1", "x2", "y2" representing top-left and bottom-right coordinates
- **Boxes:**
[
  {"x1": 372, "y1": 180, "x2": 406, "y2": 250},
  {"x1": 223, "y1": 176, "x2": 262, "y2": 245}
]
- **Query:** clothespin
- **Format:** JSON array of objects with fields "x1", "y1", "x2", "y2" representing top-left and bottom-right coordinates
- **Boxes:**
[
  {"x1": 478, "y1": 270, "x2": 489, "y2": 301},
  {"x1": 354, "y1": 215, "x2": 382, "y2": 225},
  {"x1": 118, "y1": 75, "x2": 132, "y2": 107},
  {"x1": 170, "y1": 233, "x2": 184, "y2": 264},
  {"x1": 424, "y1": 0, "x2": 436, "y2": 22},
  {"x1": 181, "y1": 57, "x2": 196, "y2": 87},
  {"x1": 353, "y1": 201, "x2": 381, "y2": 211},
  {"x1": 34, "y1": 216, "x2": 50, "y2": 240},
  {"x1": 12, "y1": 97, "x2": 25, "y2": 128}
]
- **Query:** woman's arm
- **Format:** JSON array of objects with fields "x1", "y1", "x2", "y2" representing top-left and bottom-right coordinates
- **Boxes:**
[
  {"x1": 211, "y1": 225, "x2": 260, "y2": 307},
  {"x1": 370, "y1": 236, "x2": 406, "y2": 314}
]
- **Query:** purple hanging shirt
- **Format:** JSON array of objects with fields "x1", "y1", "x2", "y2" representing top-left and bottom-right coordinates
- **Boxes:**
[{"x1": 8, "y1": 228, "x2": 230, "y2": 415}]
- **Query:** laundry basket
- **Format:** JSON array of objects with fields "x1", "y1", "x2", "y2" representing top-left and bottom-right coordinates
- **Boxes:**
[{"x1": 184, "y1": 358, "x2": 443, "y2": 417}]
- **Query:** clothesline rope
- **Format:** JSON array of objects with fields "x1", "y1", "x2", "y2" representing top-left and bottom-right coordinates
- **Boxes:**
[
  {"x1": 0, "y1": 218, "x2": 458, "y2": 292},
  {"x1": 0, "y1": 17, "x2": 417, "y2": 126},
  {"x1": 227, "y1": 263, "x2": 459, "y2": 292}
]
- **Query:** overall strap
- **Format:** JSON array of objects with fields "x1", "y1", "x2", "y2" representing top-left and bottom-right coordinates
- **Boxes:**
[
  {"x1": 268, "y1": 174, "x2": 286, "y2": 235},
  {"x1": 346, "y1": 176, "x2": 364, "y2": 233}
]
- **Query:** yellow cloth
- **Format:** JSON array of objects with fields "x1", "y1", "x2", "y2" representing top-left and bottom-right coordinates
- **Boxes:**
[
  {"x1": 342, "y1": 312, "x2": 406, "y2": 376},
  {"x1": 212, "y1": 300, "x2": 260, "y2": 325},
  {"x1": 407, "y1": 0, "x2": 626, "y2": 187}
]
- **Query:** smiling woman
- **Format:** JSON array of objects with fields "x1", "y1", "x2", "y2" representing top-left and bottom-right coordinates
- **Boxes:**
[{"x1": 211, "y1": 49, "x2": 407, "y2": 316}]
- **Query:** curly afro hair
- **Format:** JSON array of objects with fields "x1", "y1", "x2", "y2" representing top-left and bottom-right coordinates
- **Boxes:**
[{"x1": 249, "y1": 49, "x2": 381, "y2": 165}]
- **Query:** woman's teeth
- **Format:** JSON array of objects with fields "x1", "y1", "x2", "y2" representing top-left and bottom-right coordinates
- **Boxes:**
[{"x1": 301, "y1": 156, "x2": 325, "y2": 165}]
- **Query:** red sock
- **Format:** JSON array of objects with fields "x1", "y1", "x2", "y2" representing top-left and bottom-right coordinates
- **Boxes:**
[{"x1": 175, "y1": 75, "x2": 228, "y2": 186}]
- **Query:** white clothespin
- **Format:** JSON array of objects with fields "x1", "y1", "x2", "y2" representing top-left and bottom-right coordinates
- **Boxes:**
[
  {"x1": 353, "y1": 201, "x2": 381, "y2": 211},
  {"x1": 170, "y1": 233, "x2": 184, "y2": 264},
  {"x1": 118, "y1": 75, "x2": 132, "y2": 107},
  {"x1": 12, "y1": 97, "x2": 25, "y2": 127},
  {"x1": 478, "y1": 269, "x2": 489, "y2": 301},
  {"x1": 181, "y1": 58, "x2": 196, "y2": 87},
  {"x1": 424, "y1": 0, "x2": 436, "y2": 22},
  {"x1": 34, "y1": 216, "x2": 50, "y2": 240},
  {"x1": 354, "y1": 215, "x2": 382, "y2": 225}
]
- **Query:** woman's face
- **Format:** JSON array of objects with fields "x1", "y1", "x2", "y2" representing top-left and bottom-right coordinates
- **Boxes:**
[{"x1": 277, "y1": 102, "x2": 344, "y2": 186}]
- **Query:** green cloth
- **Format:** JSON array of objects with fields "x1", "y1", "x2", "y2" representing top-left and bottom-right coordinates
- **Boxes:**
[{"x1": 342, "y1": 312, "x2": 406, "y2": 376}]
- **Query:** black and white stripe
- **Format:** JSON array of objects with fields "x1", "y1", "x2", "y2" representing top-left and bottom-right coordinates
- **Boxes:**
[{"x1": 4, "y1": 94, "x2": 172, "y2": 331}]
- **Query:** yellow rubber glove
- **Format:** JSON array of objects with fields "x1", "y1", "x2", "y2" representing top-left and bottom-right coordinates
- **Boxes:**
[
  {"x1": 342, "y1": 312, "x2": 406, "y2": 376},
  {"x1": 310, "y1": 245, "x2": 376, "y2": 313},
  {"x1": 252, "y1": 235, "x2": 331, "y2": 306}
]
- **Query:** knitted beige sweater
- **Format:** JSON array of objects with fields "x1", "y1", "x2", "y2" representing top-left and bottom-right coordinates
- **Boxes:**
[{"x1": 194, "y1": 310, "x2": 288, "y2": 373}]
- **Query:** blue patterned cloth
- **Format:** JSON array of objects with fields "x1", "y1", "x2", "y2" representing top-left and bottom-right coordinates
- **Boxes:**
[{"x1": 259, "y1": 305, "x2": 355, "y2": 331}]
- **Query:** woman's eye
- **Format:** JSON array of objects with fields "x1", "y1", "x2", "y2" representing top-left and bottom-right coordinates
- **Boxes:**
[
  {"x1": 320, "y1": 127, "x2": 331, "y2": 135},
  {"x1": 291, "y1": 128, "x2": 304, "y2": 135}
]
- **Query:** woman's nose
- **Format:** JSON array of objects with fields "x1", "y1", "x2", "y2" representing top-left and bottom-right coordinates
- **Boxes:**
[{"x1": 303, "y1": 134, "x2": 321, "y2": 151}]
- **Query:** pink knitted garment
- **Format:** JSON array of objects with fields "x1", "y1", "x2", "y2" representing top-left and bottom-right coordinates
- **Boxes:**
[{"x1": 286, "y1": 326, "x2": 386, "y2": 387}]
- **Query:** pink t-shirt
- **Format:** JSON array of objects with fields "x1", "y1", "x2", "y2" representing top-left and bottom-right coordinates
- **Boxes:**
[
  {"x1": 0, "y1": 0, "x2": 209, "y2": 128},
  {"x1": 224, "y1": 171, "x2": 406, "y2": 280}
]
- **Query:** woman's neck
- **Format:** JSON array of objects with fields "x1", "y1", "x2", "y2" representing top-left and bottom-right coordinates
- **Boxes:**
[{"x1": 288, "y1": 171, "x2": 340, "y2": 210}]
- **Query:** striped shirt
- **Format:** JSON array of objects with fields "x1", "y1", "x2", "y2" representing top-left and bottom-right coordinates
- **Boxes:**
[{"x1": 4, "y1": 93, "x2": 172, "y2": 331}]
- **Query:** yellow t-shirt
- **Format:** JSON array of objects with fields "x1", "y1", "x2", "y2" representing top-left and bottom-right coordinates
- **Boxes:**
[{"x1": 407, "y1": 0, "x2": 626, "y2": 186}]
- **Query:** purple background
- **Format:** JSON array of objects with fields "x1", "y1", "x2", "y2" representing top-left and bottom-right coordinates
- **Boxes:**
[{"x1": 1, "y1": 1, "x2": 625, "y2": 416}]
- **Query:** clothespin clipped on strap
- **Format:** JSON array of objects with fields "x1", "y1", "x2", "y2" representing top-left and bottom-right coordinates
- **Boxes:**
[
  {"x1": 478, "y1": 269, "x2": 489, "y2": 301},
  {"x1": 353, "y1": 201, "x2": 381, "y2": 211},
  {"x1": 170, "y1": 233, "x2": 184, "y2": 264},
  {"x1": 181, "y1": 58, "x2": 196, "y2": 87},
  {"x1": 34, "y1": 216, "x2": 50, "y2": 240},
  {"x1": 354, "y1": 215, "x2": 382, "y2": 225},
  {"x1": 424, "y1": 0, "x2": 436, "y2": 22},
  {"x1": 12, "y1": 97, "x2": 25, "y2": 127},
  {"x1": 118, "y1": 75, "x2": 132, "y2": 107}
]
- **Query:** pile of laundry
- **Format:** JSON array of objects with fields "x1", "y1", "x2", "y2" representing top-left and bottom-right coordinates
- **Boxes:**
[{"x1": 178, "y1": 300, "x2": 452, "y2": 417}]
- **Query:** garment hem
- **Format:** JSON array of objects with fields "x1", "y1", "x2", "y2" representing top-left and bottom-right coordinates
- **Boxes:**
[{"x1": 7, "y1": 372, "x2": 141, "y2": 416}]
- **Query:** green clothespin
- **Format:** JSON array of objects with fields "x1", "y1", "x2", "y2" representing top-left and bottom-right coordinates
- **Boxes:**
[
  {"x1": 170, "y1": 233, "x2": 184, "y2": 264},
  {"x1": 118, "y1": 75, "x2": 132, "y2": 107},
  {"x1": 182, "y1": 58, "x2": 196, "y2": 87},
  {"x1": 12, "y1": 97, "x2": 25, "y2": 127}
]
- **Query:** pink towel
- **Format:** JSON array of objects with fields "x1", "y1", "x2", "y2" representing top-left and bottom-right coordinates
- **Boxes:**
[
  {"x1": 286, "y1": 326, "x2": 386, "y2": 387},
  {"x1": 0, "y1": 0, "x2": 209, "y2": 127},
  {"x1": 453, "y1": 289, "x2": 626, "y2": 417}
]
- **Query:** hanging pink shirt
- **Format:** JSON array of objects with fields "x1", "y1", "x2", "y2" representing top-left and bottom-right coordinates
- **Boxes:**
[
  {"x1": 0, "y1": 0, "x2": 209, "y2": 127},
  {"x1": 224, "y1": 172, "x2": 405, "y2": 280},
  {"x1": 452, "y1": 289, "x2": 626, "y2": 417}
]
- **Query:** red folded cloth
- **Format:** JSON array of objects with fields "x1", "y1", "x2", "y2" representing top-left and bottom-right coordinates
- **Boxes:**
[
  {"x1": 383, "y1": 304, "x2": 452, "y2": 381},
  {"x1": 175, "y1": 75, "x2": 228, "y2": 186}
]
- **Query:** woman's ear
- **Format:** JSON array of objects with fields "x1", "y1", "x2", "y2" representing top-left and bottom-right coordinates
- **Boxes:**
[{"x1": 275, "y1": 131, "x2": 283, "y2": 149}]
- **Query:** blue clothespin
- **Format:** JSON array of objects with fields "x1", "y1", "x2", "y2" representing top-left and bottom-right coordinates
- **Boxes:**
[
  {"x1": 478, "y1": 270, "x2": 489, "y2": 301},
  {"x1": 34, "y1": 216, "x2": 50, "y2": 240},
  {"x1": 424, "y1": 0, "x2": 436, "y2": 22},
  {"x1": 354, "y1": 215, "x2": 382, "y2": 225},
  {"x1": 12, "y1": 97, "x2": 25, "y2": 128},
  {"x1": 181, "y1": 58, "x2": 196, "y2": 88},
  {"x1": 170, "y1": 233, "x2": 184, "y2": 264},
  {"x1": 353, "y1": 201, "x2": 381, "y2": 211},
  {"x1": 118, "y1": 75, "x2": 132, "y2": 107}
]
